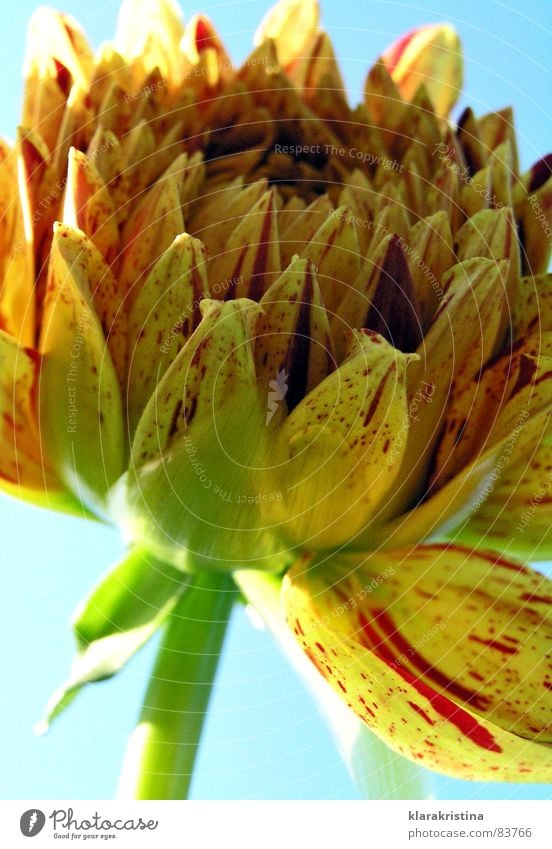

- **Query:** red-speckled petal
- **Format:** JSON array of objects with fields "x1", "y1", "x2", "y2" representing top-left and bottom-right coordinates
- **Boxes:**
[
  {"x1": 63, "y1": 148, "x2": 120, "y2": 268},
  {"x1": 0, "y1": 331, "x2": 58, "y2": 492},
  {"x1": 207, "y1": 189, "x2": 280, "y2": 301},
  {"x1": 273, "y1": 330, "x2": 416, "y2": 548},
  {"x1": 38, "y1": 224, "x2": 125, "y2": 502},
  {"x1": 284, "y1": 545, "x2": 552, "y2": 780}
]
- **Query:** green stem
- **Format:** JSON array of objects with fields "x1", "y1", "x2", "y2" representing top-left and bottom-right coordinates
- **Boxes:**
[{"x1": 117, "y1": 570, "x2": 235, "y2": 800}]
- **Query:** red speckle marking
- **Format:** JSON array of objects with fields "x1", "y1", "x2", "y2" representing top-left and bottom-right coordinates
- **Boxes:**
[
  {"x1": 408, "y1": 701, "x2": 435, "y2": 727},
  {"x1": 357, "y1": 613, "x2": 501, "y2": 753},
  {"x1": 469, "y1": 635, "x2": 519, "y2": 655}
]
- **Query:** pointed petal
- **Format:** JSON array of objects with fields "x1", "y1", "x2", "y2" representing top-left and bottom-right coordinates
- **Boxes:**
[
  {"x1": 126, "y1": 299, "x2": 272, "y2": 568},
  {"x1": 38, "y1": 224, "x2": 125, "y2": 502},
  {"x1": 382, "y1": 24, "x2": 463, "y2": 118},
  {"x1": 280, "y1": 195, "x2": 333, "y2": 267},
  {"x1": 0, "y1": 330, "x2": 57, "y2": 491},
  {"x1": 406, "y1": 211, "x2": 455, "y2": 329},
  {"x1": 274, "y1": 331, "x2": 417, "y2": 548},
  {"x1": 22, "y1": 8, "x2": 93, "y2": 147},
  {"x1": 0, "y1": 140, "x2": 35, "y2": 345},
  {"x1": 63, "y1": 148, "x2": 120, "y2": 268},
  {"x1": 284, "y1": 546, "x2": 552, "y2": 780},
  {"x1": 126, "y1": 234, "x2": 209, "y2": 432},
  {"x1": 255, "y1": 256, "x2": 335, "y2": 418},
  {"x1": 119, "y1": 167, "x2": 184, "y2": 301},
  {"x1": 380, "y1": 258, "x2": 508, "y2": 521},
  {"x1": 254, "y1": 0, "x2": 320, "y2": 68},
  {"x1": 288, "y1": 31, "x2": 345, "y2": 94},
  {"x1": 182, "y1": 14, "x2": 233, "y2": 85},
  {"x1": 457, "y1": 442, "x2": 552, "y2": 558},
  {"x1": 514, "y1": 274, "x2": 552, "y2": 338},
  {"x1": 364, "y1": 61, "x2": 408, "y2": 148},
  {"x1": 455, "y1": 207, "x2": 521, "y2": 343},
  {"x1": 190, "y1": 178, "x2": 268, "y2": 261},
  {"x1": 360, "y1": 235, "x2": 423, "y2": 353},
  {"x1": 478, "y1": 107, "x2": 519, "y2": 176},
  {"x1": 429, "y1": 330, "x2": 552, "y2": 493},
  {"x1": 115, "y1": 0, "x2": 185, "y2": 83},
  {"x1": 207, "y1": 189, "x2": 280, "y2": 300},
  {"x1": 331, "y1": 236, "x2": 391, "y2": 360},
  {"x1": 301, "y1": 206, "x2": 361, "y2": 314}
]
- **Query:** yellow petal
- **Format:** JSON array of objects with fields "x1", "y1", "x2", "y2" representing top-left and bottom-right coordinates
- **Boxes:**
[
  {"x1": 53, "y1": 84, "x2": 96, "y2": 175},
  {"x1": 455, "y1": 207, "x2": 521, "y2": 345},
  {"x1": 457, "y1": 442, "x2": 552, "y2": 558},
  {"x1": 126, "y1": 299, "x2": 275, "y2": 568},
  {"x1": 255, "y1": 256, "x2": 335, "y2": 420},
  {"x1": 207, "y1": 189, "x2": 281, "y2": 300},
  {"x1": 478, "y1": 107, "x2": 519, "y2": 176},
  {"x1": 429, "y1": 330, "x2": 552, "y2": 493},
  {"x1": 280, "y1": 195, "x2": 333, "y2": 267},
  {"x1": 182, "y1": 14, "x2": 233, "y2": 86},
  {"x1": 38, "y1": 224, "x2": 125, "y2": 503},
  {"x1": 380, "y1": 258, "x2": 508, "y2": 521},
  {"x1": 406, "y1": 211, "x2": 454, "y2": 329},
  {"x1": 382, "y1": 24, "x2": 463, "y2": 118},
  {"x1": 288, "y1": 31, "x2": 345, "y2": 94},
  {"x1": 273, "y1": 331, "x2": 416, "y2": 548},
  {"x1": 514, "y1": 274, "x2": 552, "y2": 339},
  {"x1": 0, "y1": 330, "x2": 58, "y2": 491},
  {"x1": 0, "y1": 140, "x2": 34, "y2": 345},
  {"x1": 284, "y1": 546, "x2": 552, "y2": 780},
  {"x1": 254, "y1": 0, "x2": 320, "y2": 68},
  {"x1": 126, "y1": 234, "x2": 209, "y2": 432},
  {"x1": 364, "y1": 61, "x2": 408, "y2": 149},
  {"x1": 190, "y1": 179, "x2": 268, "y2": 259},
  {"x1": 22, "y1": 8, "x2": 93, "y2": 148},
  {"x1": 119, "y1": 166, "x2": 185, "y2": 301},
  {"x1": 63, "y1": 148, "x2": 120, "y2": 268},
  {"x1": 301, "y1": 206, "x2": 361, "y2": 315},
  {"x1": 17, "y1": 127, "x2": 59, "y2": 265},
  {"x1": 115, "y1": 0, "x2": 185, "y2": 84}
]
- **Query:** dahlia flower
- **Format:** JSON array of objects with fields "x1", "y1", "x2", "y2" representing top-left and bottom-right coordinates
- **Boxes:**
[{"x1": 1, "y1": 0, "x2": 551, "y2": 798}]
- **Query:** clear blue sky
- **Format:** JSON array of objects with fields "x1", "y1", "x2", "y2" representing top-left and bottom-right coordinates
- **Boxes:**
[{"x1": 0, "y1": 0, "x2": 550, "y2": 801}]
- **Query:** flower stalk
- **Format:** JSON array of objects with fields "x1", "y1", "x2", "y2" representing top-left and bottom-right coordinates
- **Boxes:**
[{"x1": 117, "y1": 570, "x2": 235, "y2": 800}]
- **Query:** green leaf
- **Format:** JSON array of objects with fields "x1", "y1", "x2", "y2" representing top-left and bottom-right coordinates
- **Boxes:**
[{"x1": 40, "y1": 549, "x2": 188, "y2": 729}]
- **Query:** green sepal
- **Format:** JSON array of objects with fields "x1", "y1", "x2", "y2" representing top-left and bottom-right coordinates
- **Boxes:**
[{"x1": 40, "y1": 548, "x2": 188, "y2": 729}]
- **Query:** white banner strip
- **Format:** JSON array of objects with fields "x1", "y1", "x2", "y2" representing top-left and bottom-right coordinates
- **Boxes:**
[{"x1": 2, "y1": 800, "x2": 550, "y2": 848}]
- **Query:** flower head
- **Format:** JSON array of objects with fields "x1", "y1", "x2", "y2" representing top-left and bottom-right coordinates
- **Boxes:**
[{"x1": 1, "y1": 0, "x2": 551, "y2": 785}]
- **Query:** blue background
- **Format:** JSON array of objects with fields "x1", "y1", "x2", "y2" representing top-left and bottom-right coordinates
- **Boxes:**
[{"x1": 0, "y1": 0, "x2": 550, "y2": 800}]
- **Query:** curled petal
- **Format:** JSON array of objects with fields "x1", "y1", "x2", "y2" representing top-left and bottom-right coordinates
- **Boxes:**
[
  {"x1": 274, "y1": 331, "x2": 416, "y2": 548},
  {"x1": 126, "y1": 299, "x2": 276, "y2": 568},
  {"x1": 284, "y1": 545, "x2": 552, "y2": 780},
  {"x1": 38, "y1": 224, "x2": 125, "y2": 503}
]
